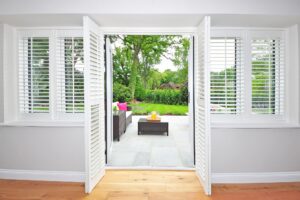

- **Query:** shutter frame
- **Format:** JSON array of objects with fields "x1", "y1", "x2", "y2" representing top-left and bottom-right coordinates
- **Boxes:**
[
  {"x1": 18, "y1": 30, "x2": 52, "y2": 120},
  {"x1": 56, "y1": 35, "x2": 85, "y2": 116},
  {"x1": 210, "y1": 37, "x2": 244, "y2": 114}
]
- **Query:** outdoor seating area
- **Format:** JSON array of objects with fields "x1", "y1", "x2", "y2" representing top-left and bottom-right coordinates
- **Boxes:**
[{"x1": 108, "y1": 115, "x2": 193, "y2": 168}]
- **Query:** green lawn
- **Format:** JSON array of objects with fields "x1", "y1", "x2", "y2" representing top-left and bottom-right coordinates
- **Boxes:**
[{"x1": 130, "y1": 102, "x2": 188, "y2": 115}]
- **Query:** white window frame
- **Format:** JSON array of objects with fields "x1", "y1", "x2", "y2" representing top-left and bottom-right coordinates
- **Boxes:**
[
  {"x1": 17, "y1": 28, "x2": 84, "y2": 122},
  {"x1": 211, "y1": 28, "x2": 287, "y2": 124}
]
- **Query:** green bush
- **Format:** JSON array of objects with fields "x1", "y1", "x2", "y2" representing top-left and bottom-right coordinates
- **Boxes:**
[
  {"x1": 144, "y1": 89, "x2": 188, "y2": 105},
  {"x1": 134, "y1": 80, "x2": 146, "y2": 101},
  {"x1": 113, "y1": 83, "x2": 132, "y2": 102},
  {"x1": 180, "y1": 85, "x2": 189, "y2": 104}
]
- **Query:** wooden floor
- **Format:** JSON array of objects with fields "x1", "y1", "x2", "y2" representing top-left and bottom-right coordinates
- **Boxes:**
[{"x1": 0, "y1": 170, "x2": 300, "y2": 200}]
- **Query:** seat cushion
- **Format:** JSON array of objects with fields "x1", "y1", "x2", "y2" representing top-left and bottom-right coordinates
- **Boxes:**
[{"x1": 126, "y1": 111, "x2": 132, "y2": 118}]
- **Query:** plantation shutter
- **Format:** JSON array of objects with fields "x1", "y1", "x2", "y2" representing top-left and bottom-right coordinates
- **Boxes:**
[
  {"x1": 19, "y1": 36, "x2": 50, "y2": 114},
  {"x1": 195, "y1": 16, "x2": 212, "y2": 195},
  {"x1": 251, "y1": 37, "x2": 284, "y2": 115},
  {"x1": 56, "y1": 36, "x2": 84, "y2": 114},
  {"x1": 210, "y1": 37, "x2": 243, "y2": 114},
  {"x1": 83, "y1": 16, "x2": 106, "y2": 193}
]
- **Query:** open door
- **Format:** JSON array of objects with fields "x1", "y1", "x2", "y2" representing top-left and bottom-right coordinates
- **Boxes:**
[
  {"x1": 188, "y1": 36, "x2": 195, "y2": 163},
  {"x1": 195, "y1": 16, "x2": 211, "y2": 195},
  {"x1": 105, "y1": 37, "x2": 113, "y2": 162},
  {"x1": 84, "y1": 16, "x2": 105, "y2": 193}
]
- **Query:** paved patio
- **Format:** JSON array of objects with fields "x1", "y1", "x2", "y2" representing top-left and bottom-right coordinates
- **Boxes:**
[{"x1": 107, "y1": 115, "x2": 194, "y2": 168}]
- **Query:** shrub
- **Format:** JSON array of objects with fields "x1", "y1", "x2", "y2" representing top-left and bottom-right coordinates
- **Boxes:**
[
  {"x1": 180, "y1": 85, "x2": 189, "y2": 105},
  {"x1": 144, "y1": 89, "x2": 188, "y2": 105},
  {"x1": 113, "y1": 83, "x2": 132, "y2": 102},
  {"x1": 134, "y1": 80, "x2": 146, "y2": 101}
]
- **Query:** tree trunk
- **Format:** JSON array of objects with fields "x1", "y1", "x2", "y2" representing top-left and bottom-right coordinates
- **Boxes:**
[{"x1": 129, "y1": 51, "x2": 139, "y2": 100}]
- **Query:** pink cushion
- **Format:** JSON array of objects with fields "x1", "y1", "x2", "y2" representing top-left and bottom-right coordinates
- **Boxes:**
[{"x1": 117, "y1": 102, "x2": 127, "y2": 111}]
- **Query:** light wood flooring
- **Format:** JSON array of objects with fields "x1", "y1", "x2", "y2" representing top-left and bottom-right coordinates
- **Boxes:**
[{"x1": 0, "y1": 170, "x2": 300, "y2": 200}]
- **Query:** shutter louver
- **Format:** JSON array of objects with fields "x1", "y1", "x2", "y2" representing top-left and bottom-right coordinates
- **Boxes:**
[
  {"x1": 251, "y1": 38, "x2": 284, "y2": 115},
  {"x1": 210, "y1": 37, "x2": 243, "y2": 114},
  {"x1": 56, "y1": 37, "x2": 84, "y2": 113},
  {"x1": 83, "y1": 16, "x2": 105, "y2": 193},
  {"x1": 19, "y1": 37, "x2": 50, "y2": 113},
  {"x1": 195, "y1": 16, "x2": 211, "y2": 195}
]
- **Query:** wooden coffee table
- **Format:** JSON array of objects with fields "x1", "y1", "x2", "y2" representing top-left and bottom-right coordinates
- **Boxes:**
[{"x1": 138, "y1": 118, "x2": 168, "y2": 136}]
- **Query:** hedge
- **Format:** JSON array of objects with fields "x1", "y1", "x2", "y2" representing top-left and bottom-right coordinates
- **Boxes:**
[{"x1": 144, "y1": 89, "x2": 187, "y2": 105}]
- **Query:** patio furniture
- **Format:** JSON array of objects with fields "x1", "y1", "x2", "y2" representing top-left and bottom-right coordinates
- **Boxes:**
[
  {"x1": 113, "y1": 109, "x2": 133, "y2": 141},
  {"x1": 138, "y1": 118, "x2": 168, "y2": 136},
  {"x1": 113, "y1": 111, "x2": 126, "y2": 141}
]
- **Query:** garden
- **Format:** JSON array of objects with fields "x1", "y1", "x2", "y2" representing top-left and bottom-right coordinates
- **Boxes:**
[{"x1": 111, "y1": 35, "x2": 190, "y2": 115}]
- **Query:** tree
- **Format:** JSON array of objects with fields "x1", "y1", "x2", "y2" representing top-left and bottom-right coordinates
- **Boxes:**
[
  {"x1": 112, "y1": 47, "x2": 132, "y2": 86},
  {"x1": 111, "y1": 35, "x2": 191, "y2": 100}
]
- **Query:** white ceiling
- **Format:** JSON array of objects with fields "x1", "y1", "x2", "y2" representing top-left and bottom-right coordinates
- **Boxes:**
[{"x1": 0, "y1": 14, "x2": 299, "y2": 28}]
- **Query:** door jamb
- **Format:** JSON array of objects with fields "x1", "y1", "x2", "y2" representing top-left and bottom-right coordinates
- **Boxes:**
[{"x1": 103, "y1": 27, "x2": 199, "y2": 169}]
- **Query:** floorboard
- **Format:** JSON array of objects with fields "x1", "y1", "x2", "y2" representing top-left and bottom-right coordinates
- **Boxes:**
[{"x1": 0, "y1": 170, "x2": 299, "y2": 200}]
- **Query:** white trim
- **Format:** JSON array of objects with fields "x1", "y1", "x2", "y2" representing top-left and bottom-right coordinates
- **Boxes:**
[
  {"x1": 0, "y1": 169, "x2": 85, "y2": 182},
  {"x1": 106, "y1": 166, "x2": 195, "y2": 171},
  {"x1": 16, "y1": 27, "x2": 83, "y2": 31},
  {"x1": 0, "y1": 121, "x2": 84, "y2": 127},
  {"x1": 212, "y1": 27, "x2": 288, "y2": 31},
  {"x1": 100, "y1": 27, "x2": 197, "y2": 35},
  {"x1": 211, "y1": 123, "x2": 300, "y2": 129},
  {"x1": 212, "y1": 171, "x2": 300, "y2": 183}
]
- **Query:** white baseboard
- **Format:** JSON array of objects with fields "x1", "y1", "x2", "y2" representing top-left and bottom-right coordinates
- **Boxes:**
[
  {"x1": 212, "y1": 171, "x2": 300, "y2": 184},
  {"x1": 0, "y1": 169, "x2": 85, "y2": 182}
]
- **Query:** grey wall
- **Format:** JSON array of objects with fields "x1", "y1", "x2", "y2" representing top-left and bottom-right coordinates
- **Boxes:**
[
  {"x1": 0, "y1": 24, "x2": 3, "y2": 122},
  {"x1": 0, "y1": 126, "x2": 85, "y2": 171},
  {"x1": 211, "y1": 128, "x2": 300, "y2": 173}
]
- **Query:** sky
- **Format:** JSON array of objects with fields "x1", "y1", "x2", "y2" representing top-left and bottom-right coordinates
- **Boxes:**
[{"x1": 154, "y1": 56, "x2": 177, "y2": 72}]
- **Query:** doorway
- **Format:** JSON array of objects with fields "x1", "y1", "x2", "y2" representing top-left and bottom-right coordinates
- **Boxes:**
[
  {"x1": 83, "y1": 16, "x2": 211, "y2": 195},
  {"x1": 105, "y1": 34, "x2": 195, "y2": 168}
]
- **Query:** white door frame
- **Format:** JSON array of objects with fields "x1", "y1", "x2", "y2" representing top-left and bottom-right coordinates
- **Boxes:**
[
  {"x1": 105, "y1": 37, "x2": 114, "y2": 162},
  {"x1": 101, "y1": 27, "x2": 211, "y2": 191},
  {"x1": 102, "y1": 27, "x2": 198, "y2": 168}
]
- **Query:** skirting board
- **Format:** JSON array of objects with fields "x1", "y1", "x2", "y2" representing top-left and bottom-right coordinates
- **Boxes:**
[
  {"x1": 212, "y1": 171, "x2": 300, "y2": 184},
  {"x1": 0, "y1": 169, "x2": 85, "y2": 182}
]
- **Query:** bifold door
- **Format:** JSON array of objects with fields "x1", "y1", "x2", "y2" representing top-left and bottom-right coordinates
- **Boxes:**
[
  {"x1": 195, "y1": 16, "x2": 212, "y2": 195},
  {"x1": 83, "y1": 16, "x2": 106, "y2": 193}
]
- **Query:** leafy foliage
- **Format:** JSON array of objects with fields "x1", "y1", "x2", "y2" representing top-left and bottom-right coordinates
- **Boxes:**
[
  {"x1": 110, "y1": 35, "x2": 190, "y2": 101},
  {"x1": 113, "y1": 83, "x2": 131, "y2": 103},
  {"x1": 144, "y1": 89, "x2": 187, "y2": 105}
]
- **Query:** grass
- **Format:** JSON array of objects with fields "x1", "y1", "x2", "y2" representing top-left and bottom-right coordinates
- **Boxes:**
[{"x1": 130, "y1": 102, "x2": 188, "y2": 115}]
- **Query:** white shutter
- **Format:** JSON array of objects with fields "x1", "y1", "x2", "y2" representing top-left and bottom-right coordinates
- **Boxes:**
[
  {"x1": 251, "y1": 37, "x2": 284, "y2": 115},
  {"x1": 210, "y1": 37, "x2": 244, "y2": 114},
  {"x1": 19, "y1": 36, "x2": 50, "y2": 114},
  {"x1": 56, "y1": 36, "x2": 84, "y2": 114},
  {"x1": 84, "y1": 16, "x2": 105, "y2": 193},
  {"x1": 195, "y1": 16, "x2": 211, "y2": 195}
]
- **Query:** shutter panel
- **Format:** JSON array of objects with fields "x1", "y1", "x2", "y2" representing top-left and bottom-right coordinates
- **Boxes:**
[
  {"x1": 210, "y1": 37, "x2": 244, "y2": 114},
  {"x1": 251, "y1": 38, "x2": 284, "y2": 115},
  {"x1": 84, "y1": 16, "x2": 105, "y2": 193},
  {"x1": 195, "y1": 16, "x2": 212, "y2": 195},
  {"x1": 19, "y1": 37, "x2": 50, "y2": 113},
  {"x1": 56, "y1": 37, "x2": 84, "y2": 114}
]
